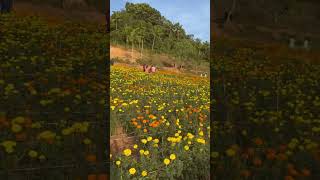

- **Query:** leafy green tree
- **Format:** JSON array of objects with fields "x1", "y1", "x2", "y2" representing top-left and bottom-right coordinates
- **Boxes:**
[{"x1": 110, "y1": 2, "x2": 210, "y2": 64}]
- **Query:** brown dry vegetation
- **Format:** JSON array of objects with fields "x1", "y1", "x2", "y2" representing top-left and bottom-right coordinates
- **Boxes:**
[{"x1": 13, "y1": 2, "x2": 105, "y2": 24}]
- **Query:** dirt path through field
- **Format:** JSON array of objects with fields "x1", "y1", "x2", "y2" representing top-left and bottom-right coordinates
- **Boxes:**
[{"x1": 110, "y1": 46, "x2": 140, "y2": 63}]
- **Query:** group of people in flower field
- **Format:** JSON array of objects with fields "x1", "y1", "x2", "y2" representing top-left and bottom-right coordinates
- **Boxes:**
[{"x1": 142, "y1": 64, "x2": 157, "y2": 73}]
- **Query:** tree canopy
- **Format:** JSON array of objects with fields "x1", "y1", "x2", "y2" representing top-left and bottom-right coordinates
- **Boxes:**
[{"x1": 110, "y1": 2, "x2": 209, "y2": 63}]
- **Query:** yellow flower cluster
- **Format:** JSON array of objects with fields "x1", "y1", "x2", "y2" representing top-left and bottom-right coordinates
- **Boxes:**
[
  {"x1": 37, "y1": 130, "x2": 56, "y2": 140},
  {"x1": 62, "y1": 122, "x2": 89, "y2": 135},
  {"x1": 1, "y1": 140, "x2": 17, "y2": 153}
]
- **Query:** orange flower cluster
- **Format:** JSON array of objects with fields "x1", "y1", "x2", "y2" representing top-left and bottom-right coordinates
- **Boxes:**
[
  {"x1": 0, "y1": 117, "x2": 9, "y2": 128},
  {"x1": 131, "y1": 115, "x2": 161, "y2": 131}
]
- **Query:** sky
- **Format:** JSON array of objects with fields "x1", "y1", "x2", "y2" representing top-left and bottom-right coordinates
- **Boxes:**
[{"x1": 110, "y1": 0, "x2": 210, "y2": 42}]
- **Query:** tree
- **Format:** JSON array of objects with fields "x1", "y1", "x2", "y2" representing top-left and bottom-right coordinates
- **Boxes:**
[
  {"x1": 151, "y1": 25, "x2": 163, "y2": 51},
  {"x1": 111, "y1": 11, "x2": 122, "y2": 31},
  {"x1": 110, "y1": 2, "x2": 210, "y2": 64},
  {"x1": 128, "y1": 27, "x2": 138, "y2": 60}
]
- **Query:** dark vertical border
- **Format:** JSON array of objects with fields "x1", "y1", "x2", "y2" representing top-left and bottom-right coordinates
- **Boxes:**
[
  {"x1": 210, "y1": 0, "x2": 213, "y2": 179},
  {"x1": 210, "y1": 0, "x2": 215, "y2": 179},
  {"x1": 105, "y1": 0, "x2": 111, "y2": 178}
]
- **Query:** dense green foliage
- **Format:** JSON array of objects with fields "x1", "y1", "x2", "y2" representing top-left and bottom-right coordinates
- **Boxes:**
[{"x1": 110, "y1": 2, "x2": 209, "y2": 64}]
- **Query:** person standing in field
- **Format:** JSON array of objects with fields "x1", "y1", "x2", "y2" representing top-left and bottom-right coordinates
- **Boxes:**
[
  {"x1": 150, "y1": 65, "x2": 156, "y2": 73},
  {"x1": 144, "y1": 65, "x2": 149, "y2": 73},
  {"x1": 142, "y1": 64, "x2": 146, "y2": 72}
]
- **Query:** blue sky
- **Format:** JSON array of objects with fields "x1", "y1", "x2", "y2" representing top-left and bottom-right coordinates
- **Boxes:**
[{"x1": 110, "y1": 0, "x2": 210, "y2": 42}]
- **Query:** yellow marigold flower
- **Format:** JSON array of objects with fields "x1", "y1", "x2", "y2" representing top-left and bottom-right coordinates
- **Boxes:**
[
  {"x1": 1, "y1": 140, "x2": 17, "y2": 148},
  {"x1": 123, "y1": 149, "x2": 132, "y2": 156},
  {"x1": 226, "y1": 148, "x2": 236, "y2": 157},
  {"x1": 184, "y1": 145, "x2": 189, "y2": 151},
  {"x1": 62, "y1": 128, "x2": 73, "y2": 136},
  {"x1": 153, "y1": 139, "x2": 159, "y2": 143},
  {"x1": 11, "y1": 124, "x2": 22, "y2": 133},
  {"x1": 139, "y1": 149, "x2": 145, "y2": 155},
  {"x1": 199, "y1": 131, "x2": 204, "y2": 136},
  {"x1": 143, "y1": 150, "x2": 149, "y2": 156},
  {"x1": 39, "y1": 155, "x2": 46, "y2": 161},
  {"x1": 116, "y1": 160, "x2": 121, "y2": 166},
  {"x1": 170, "y1": 154, "x2": 176, "y2": 160},
  {"x1": 188, "y1": 141, "x2": 192, "y2": 145},
  {"x1": 12, "y1": 117, "x2": 25, "y2": 124},
  {"x1": 166, "y1": 122, "x2": 170, "y2": 126},
  {"x1": 187, "y1": 133, "x2": 194, "y2": 139},
  {"x1": 31, "y1": 122, "x2": 41, "y2": 129},
  {"x1": 153, "y1": 144, "x2": 158, "y2": 148},
  {"x1": 141, "y1": 139, "x2": 147, "y2": 144},
  {"x1": 164, "y1": 158, "x2": 170, "y2": 165},
  {"x1": 129, "y1": 168, "x2": 136, "y2": 175},
  {"x1": 176, "y1": 138, "x2": 182, "y2": 143},
  {"x1": 175, "y1": 133, "x2": 179, "y2": 137},
  {"x1": 28, "y1": 150, "x2": 38, "y2": 158},
  {"x1": 38, "y1": 130, "x2": 56, "y2": 140},
  {"x1": 141, "y1": 170, "x2": 148, "y2": 177},
  {"x1": 83, "y1": 138, "x2": 91, "y2": 145},
  {"x1": 110, "y1": 154, "x2": 112, "y2": 159},
  {"x1": 147, "y1": 137, "x2": 153, "y2": 141},
  {"x1": 196, "y1": 138, "x2": 206, "y2": 144},
  {"x1": 133, "y1": 144, "x2": 138, "y2": 149}
]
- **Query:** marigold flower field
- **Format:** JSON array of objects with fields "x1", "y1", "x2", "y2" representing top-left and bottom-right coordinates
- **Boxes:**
[
  {"x1": 0, "y1": 14, "x2": 108, "y2": 179},
  {"x1": 211, "y1": 48, "x2": 320, "y2": 179},
  {"x1": 110, "y1": 65, "x2": 210, "y2": 179}
]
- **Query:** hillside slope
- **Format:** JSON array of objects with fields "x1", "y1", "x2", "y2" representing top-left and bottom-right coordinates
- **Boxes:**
[{"x1": 110, "y1": 45, "x2": 210, "y2": 73}]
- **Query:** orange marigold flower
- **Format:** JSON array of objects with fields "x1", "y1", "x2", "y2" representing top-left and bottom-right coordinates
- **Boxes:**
[
  {"x1": 266, "y1": 149, "x2": 276, "y2": 160},
  {"x1": 86, "y1": 154, "x2": 97, "y2": 163},
  {"x1": 254, "y1": 137, "x2": 263, "y2": 146},
  {"x1": 278, "y1": 153, "x2": 288, "y2": 161},
  {"x1": 253, "y1": 157, "x2": 262, "y2": 166},
  {"x1": 301, "y1": 168, "x2": 311, "y2": 177},
  {"x1": 240, "y1": 170, "x2": 251, "y2": 178}
]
